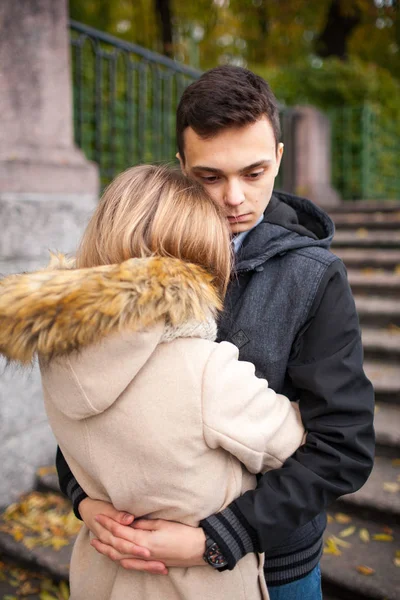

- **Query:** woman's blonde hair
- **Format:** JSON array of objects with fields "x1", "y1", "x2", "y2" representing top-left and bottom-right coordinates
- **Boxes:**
[{"x1": 77, "y1": 164, "x2": 232, "y2": 296}]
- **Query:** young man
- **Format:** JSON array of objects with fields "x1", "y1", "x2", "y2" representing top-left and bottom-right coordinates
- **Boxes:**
[{"x1": 57, "y1": 66, "x2": 374, "y2": 599}]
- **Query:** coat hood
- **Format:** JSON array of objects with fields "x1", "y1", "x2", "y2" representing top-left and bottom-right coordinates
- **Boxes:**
[
  {"x1": 0, "y1": 255, "x2": 220, "y2": 420},
  {"x1": 0, "y1": 254, "x2": 221, "y2": 365},
  {"x1": 235, "y1": 191, "x2": 335, "y2": 271}
]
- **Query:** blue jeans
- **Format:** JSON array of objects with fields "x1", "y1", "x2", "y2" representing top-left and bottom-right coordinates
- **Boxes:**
[{"x1": 267, "y1": 564, "x2": 322, "y2": 600}]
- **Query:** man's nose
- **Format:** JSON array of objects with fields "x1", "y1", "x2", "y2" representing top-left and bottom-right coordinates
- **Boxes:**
[{"x1": 223, "y1": 179, "x2": 245, "y2": 207}]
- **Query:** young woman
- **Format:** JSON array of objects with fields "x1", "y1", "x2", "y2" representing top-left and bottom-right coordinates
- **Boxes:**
[{"x1": 0, "y1": 165, "x2": 304, "y2": 600}]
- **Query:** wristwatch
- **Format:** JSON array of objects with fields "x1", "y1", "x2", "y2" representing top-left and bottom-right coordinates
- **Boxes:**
[{"x1": 202, "y1": 532, "x2": 229, "y2": 569}]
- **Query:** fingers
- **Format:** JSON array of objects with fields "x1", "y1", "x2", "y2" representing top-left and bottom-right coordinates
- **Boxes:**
[
  {"x1": 120, "y1": 558, "x2": 168, "y2": 575},
  {"x1": 131, "y1": 519, "x2": 161, "y2": 531},
  {"x1": 95, "y1": 515, "x2": 149, "y2": 545},
  {"x1": 90, "y1": 539, "x2": 132, "y2": 561}
]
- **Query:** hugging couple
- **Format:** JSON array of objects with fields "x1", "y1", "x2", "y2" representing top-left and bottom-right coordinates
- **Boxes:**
[{"x1": 0, "y1": 66, "x2": 374, "y2": 600}]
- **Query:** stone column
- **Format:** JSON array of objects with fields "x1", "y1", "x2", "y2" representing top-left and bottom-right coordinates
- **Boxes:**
[
  {"x1": 0, "y1": 0, "x2": 99, "y2": 507},
  {"x1": 293, "y1": 106, "x2": 341, "y2": 207}
]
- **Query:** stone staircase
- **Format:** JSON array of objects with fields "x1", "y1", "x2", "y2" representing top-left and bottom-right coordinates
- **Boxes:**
[
  {"x1": 321, "y1": 202, "x2": 400, "y2": 600},
  {"x1": 1, "y1": 202, "x2": 399, "y2": 600}
]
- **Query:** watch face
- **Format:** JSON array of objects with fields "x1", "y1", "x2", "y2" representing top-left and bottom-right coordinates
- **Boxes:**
[{"x1": 205, "y1": 542, "x2": 228, "y2": 568}]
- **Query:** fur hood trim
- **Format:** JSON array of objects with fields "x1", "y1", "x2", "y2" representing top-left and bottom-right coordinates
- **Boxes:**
[{"x1": 0, "y1": 255, "x2": 221, "y2": 364}]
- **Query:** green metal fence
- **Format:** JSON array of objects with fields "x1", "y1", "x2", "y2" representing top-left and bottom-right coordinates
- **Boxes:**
[
  {"x1": 69, "y1": 20, "x2": 201, "y2": 187},
  {"x1": 330, "y1": 104, "x2": 400, "y2": 201}
]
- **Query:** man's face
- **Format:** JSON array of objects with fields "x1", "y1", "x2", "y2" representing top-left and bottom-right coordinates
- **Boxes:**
[{"x1": 178, "y1": 117, "x2": 284, "y2": 234}]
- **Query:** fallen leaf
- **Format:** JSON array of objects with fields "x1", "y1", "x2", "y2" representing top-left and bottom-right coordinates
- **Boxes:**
[
  {"x1": 373, "y1": 534, "x2": 394, "y2": 542},
  {"x1": 324, "y1": 536, "x2": 342, "y2": 556},
  {"x1": 327, "y1": 514, "x2": 334, "y2": 524},
  {"x1": 383, "y1": 482, "x2": 400, "y2": 493},
  {"x1": 330, "y1": 534, "x2": 352, "y2": 548},
  {"x1": 387, "y1": 324, "x2": 400, "y2": 334},
  {"x1": 394, "y1": 558, "x2": 400, "y2": 567},
  {"x1": 357, "y1": 228, "x2": 369, "y2": 238},
  {"x1": 334, "y1": 513, "x2": 352, "y2": 524},
  {"x1": 394, "y1": 265, "x2": 400, "y2": 275},
  {"x1": 391, "y1": 458, "x2": 400, "y2": 467},
  {"x1": 396, "y1": 550, "x2": 400, "y2": 558},
  {"x1": 359, "y1": 528, "x2": 370, "y2": 543},
  {"x1": 36, "y1": 466, "x2": 57, "y2": 477},
  {"x1": 356, "y1": 565, "x2": 375, "y2": 576},
  {"x1": 339, "y1": 526, "x2": 356, "y2": 538}
]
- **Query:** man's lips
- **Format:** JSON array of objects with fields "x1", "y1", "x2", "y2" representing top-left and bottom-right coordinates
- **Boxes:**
[{"x1": 227, "y1": 213, "x2": 251, "y2": 223}]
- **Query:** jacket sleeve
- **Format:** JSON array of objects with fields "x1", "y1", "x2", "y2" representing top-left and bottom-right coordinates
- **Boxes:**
[
  {"x1": 56, "y1": 446, "x2": 87, "y2": 520},
  {"x1": 201, "y1": 260, "x2": 375, "y2": 569},
  {"x1": 201, "y1": 342, "x2": 305, "y2": 474}
]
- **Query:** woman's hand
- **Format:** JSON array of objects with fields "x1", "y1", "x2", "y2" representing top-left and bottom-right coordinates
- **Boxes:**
[
  {"x1": 91, "y1": 515, "x2": 206, "y2": 573},
  {"x1": 79, "y1": 499, "x2": 169, "y2": 574}
]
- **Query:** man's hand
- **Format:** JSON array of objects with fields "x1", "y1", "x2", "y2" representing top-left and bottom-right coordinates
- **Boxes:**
[
  {"x1": 91, "y1": 515, "x2": 206, "y2": 573},
  {"x1": 79, "y1": 499, "x2": 168, "y2": 574}
]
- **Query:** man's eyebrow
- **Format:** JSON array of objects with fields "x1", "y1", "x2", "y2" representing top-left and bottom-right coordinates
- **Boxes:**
[{"x1": 191, "y1": 160, "x2": 272, "y2": 174}]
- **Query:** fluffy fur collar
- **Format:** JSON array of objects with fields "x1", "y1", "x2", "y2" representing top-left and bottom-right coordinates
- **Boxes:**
[{"x1": 0, "y1": 255, "x2": 221, "y2": 364}]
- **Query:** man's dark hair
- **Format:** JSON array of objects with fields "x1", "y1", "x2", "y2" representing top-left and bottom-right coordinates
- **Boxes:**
[{"x1": 176, "y1": 65, "x2": 281, "y2": 162}]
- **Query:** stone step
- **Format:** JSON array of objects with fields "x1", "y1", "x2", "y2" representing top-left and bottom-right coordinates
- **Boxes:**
[
  {"x1": 338, "y1": 455, "x2": 400, "y2": 524},
  {"x1": 374, "y1": 403, "x2": 400, "y2": 451},
  {"x1": 0, "y1": 528, "x2": 71, "y2": 582},
  {"x1": 348, "y1": 270, "x2": 400, "y2": 297},
  {"x1": 321, "y1": 511, "x2": 400, "y2": 600},
  {"x1": 328, "y1": 200, "x2": 400, "y2": 214},
  {"x1": 364, "y1": 361, "x2": 400, "y2": 404},
  {"x1": 361, "y1": 327, "x2": 400, "y2": 361},
  {"x1": 333, "y1": 211, "x2": 400, "y2": 229},
  {"x1": 333, "y1": 248, "x2": 400, "y2": 270},
  {"x1": 332, "y1": 230, "x2": 400, "y2": 248},
  {"x1": 0, "y1": 554, "x2": 67, "y2": 599},
  {"x1": 355, "y1": 295, "x2": 400, "y2": 327}
]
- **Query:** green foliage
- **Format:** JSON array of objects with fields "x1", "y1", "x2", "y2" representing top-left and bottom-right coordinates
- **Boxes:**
[{"x1": 256, "y1": 59, "x2": 400, "y2": 199}]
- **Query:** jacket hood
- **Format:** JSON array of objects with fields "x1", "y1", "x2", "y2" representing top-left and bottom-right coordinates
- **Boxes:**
[{"x1": 235, "y1": 191, "x2": 335, "y2": 271}]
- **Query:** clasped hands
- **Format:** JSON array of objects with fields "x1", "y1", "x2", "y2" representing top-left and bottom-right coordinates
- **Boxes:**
[{"x1": 79, "y1": 498, "x2": 207, "y2": 575}]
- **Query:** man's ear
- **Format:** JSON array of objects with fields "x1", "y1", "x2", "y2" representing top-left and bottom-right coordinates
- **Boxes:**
[
  {"x1": 276, "y1": 143, "x2": 284, "y2": 175},
  {"x1": 176, "y1": 152, "x2": 186, "y2": 175}
]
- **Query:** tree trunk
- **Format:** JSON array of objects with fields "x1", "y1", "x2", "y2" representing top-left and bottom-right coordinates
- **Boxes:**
[
  {"x1": 155, "y1": 0, "x2": 173, "y2": 58},
  {"x1": 316, "y1": 0, "x2": 361, "y2": 60}
]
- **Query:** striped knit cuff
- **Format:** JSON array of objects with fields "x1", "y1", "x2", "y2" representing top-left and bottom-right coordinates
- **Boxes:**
[
  {"x1": 66, "y1": 478, "x2": 88, "y2": 520},
  {"x1": 200, "y1": 503, "x2": 260, "y2": 571},
  {"x1": 264, "y1": 536, "x2": 323, "y2": 586}
]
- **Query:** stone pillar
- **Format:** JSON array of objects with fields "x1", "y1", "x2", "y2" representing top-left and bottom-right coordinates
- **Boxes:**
[
  {"x1": 0, "y1": 0, "x2": 99, "y2": 507},
  {"x1": 293, "y1": 106, "x2": 341, "y2": 207}
]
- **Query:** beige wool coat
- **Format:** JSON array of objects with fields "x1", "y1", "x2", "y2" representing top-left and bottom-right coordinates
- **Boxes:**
[{"x1": 0, "y1": 256, "x2": 305, "y2": 600}]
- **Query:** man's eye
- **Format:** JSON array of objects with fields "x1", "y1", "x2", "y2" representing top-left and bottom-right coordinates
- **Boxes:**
[
  {"x1": 201, "y1": 176, "x2": 219, "y2": 183},
  {"x1": 246, "y1": 170, "x2": 264, "y2": 179}
]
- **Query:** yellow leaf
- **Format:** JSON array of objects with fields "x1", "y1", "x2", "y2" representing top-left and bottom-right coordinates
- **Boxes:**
[
  {"x1": 330, "y1": 534, "x2": 352, "y2": 548},
  {"x1": 334, "y1": 513, "x2": 352, "y2": 524},
  {"x1": 372, "y1": 534, "x2": 394, "y2": 542},
  {"x1": 36, "y1": 466, "x2": 57, "y2": 477},
  {"x1": 359, "y1": 529, "x2": 370, "y2": 543},
  {"x1": 324, "y1": 537, "x2": 342, "y2": 556},
  {"x1": 396, "y1": 550, "x2": 400, "y2": 558},
  {"x1": 339, "y1": 526, "x2": 356, "y2": 538},
  {"x1": 59, "y1": 580, "x2": 70, "y2": 599},
  {"x1": 356, "y1": 565, "x2": 375, "y2": 576},
  {"x1": 50, "y1": 536, "x2": 69, "y2": 551},
  {"x1": 327, "y1": 514, "x2": 334, "y2": 524},
  {"x1": 12, "y1": 530, "x2": 23, "y2": 542},
  {"x1": 357, "y1": 228, "x2": 369, "y2": 238},
  {"x1": 392, "y1": 458, "x2": 400, "y2": 467},
  {"x1": 394, "y1": 558, "x2": 400, "y2": 567},
  {"x1": 39, "y1": 592, "x2": 58, "y2": 600},
  {"x1": 395, "y1": 265, "x2": 400, "y2": 275},
  {"x1": 383, "y1": 482, "x2": 400, "y2": 493}
]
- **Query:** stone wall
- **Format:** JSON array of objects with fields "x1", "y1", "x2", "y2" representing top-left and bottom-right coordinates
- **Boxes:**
[{"x1": 0, "y1": 0, "x2": 98, "y2": 507}]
